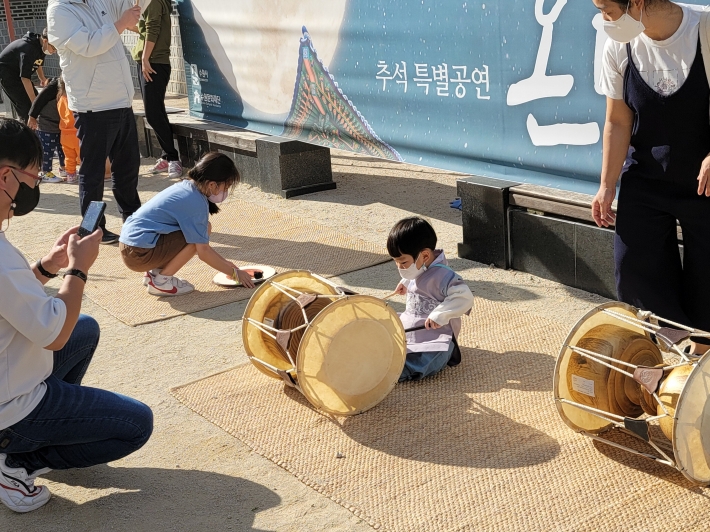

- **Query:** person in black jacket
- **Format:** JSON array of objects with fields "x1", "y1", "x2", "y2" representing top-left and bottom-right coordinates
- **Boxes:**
[
  {"x1": 27, "y1": 78, "x2": 65, "y2": 182},
  {"x1": 0, "y1": 29, "x2": 55, "y2": 123}
]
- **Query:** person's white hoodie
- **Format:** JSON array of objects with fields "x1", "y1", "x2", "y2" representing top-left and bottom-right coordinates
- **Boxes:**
[{"x1": 47, "y1": 0, "x2": 136, "y2": 113}]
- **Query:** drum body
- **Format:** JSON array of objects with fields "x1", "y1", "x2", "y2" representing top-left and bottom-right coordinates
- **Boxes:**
[
  {"x1": 554, "y1": 301, "x2": 710, "y2": 484},
  {"x1": 242, "y1": 270, "x2": 407, "y2": 415}
]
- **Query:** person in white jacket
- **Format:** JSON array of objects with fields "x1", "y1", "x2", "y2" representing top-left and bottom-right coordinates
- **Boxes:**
[
  {"x1": 388, "y1": 217, "x2": 475, "y2": 382},
  {"x1": 0, "y1": 119, "x2": 153, "y2": 514},
  {"x1": 46, "y1": 0, "x2": 143, "y2": 244}
]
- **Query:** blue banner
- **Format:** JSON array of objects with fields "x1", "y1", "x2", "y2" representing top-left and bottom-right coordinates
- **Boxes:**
[{"x1": 175, "y1": 0, "x2": 706, "y2": 194}]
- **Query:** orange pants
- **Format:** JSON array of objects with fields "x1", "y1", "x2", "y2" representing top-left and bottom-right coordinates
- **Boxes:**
[{"x1": 60, "y1": 132, "x2": 81, "y2": 174}]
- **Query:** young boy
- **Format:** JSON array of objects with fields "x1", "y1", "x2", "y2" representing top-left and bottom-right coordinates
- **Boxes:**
[{"x1": 388, "y1": 217, "x2": 474, "y2": 382}]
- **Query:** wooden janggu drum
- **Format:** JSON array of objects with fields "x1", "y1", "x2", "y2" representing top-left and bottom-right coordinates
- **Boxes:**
[
  {"x1": 242, "y1": 270, "x2": 407, "y2": 415},
  {"x1": 554, "y1": 302, "x2": 710, "y2": 484}
]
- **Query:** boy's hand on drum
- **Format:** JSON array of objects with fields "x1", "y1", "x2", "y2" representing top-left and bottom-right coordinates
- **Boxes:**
[
  {"x1": 234, "y1": 268, "x2": 255, "y2": 289},
  {"x1": 424, "y1": 318, "x2": 441, "y2": 330},
  {"x1": 393, "y1": 283, "x2": 407, "y2": 296}
]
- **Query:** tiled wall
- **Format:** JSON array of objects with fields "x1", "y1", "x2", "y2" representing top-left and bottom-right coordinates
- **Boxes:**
[{"x1": 0, "y1": 0, "x2": 187, "y2": 97}]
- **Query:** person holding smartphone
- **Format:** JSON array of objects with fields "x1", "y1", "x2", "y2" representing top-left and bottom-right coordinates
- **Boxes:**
[{"x1": 0, "y1": 119, "x2": 153, "y2": 514}]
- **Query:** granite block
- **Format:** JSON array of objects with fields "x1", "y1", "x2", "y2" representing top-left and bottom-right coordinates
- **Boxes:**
[
  {"x1": 256, "y1": 137, "x2": 335, "y2": 197},
  {"x1": 575, "y1": 223, "x2": 616, "y2": 299},
  {"x1": 509, "y1": 210, "x2": 576, "y2": 287},
  {"x1": 135, "y1": 116, "x2": 150, "y2": 158},
  {"x1": 457, "y1": 176, "x2": 520, "y2": 268}
]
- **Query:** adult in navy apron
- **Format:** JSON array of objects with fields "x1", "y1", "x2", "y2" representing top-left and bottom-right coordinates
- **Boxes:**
[{"x1": 592, "y1": 0, "x2": 710, "y2": 354}]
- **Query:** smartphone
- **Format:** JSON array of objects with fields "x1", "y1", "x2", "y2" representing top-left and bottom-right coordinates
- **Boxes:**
[{"x1": 77, "y1": 201, "x2": 107, "y2": 238}]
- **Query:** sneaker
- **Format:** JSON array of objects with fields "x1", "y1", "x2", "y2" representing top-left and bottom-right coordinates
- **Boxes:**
[
  {"x1": 147, "y1": 275, "x2": 194, "y2": 296},
  {"x1": 64, "y1": 172, "x2": 77, "y2": 184},
  {"x1": 168, "y1": 161, "x2": 183, "y2": 179},
  {"x1": 0, "y1": 454, "x2": 52, "y2": 513},
  {"x1": 101, "y1": 229, "x2": 119, "y2": 245},
  {"x1": 40, "y1": 171, "x2": 62, "y2": 183},
  {"x1": 58, "y1": 167, "x2": 67, "y2": 178},
  {"x1": 151, "y1": 159, "x2": 169, "y2": 174},
  {"x1": 143, "y1": 269, "x2": 159, "y2": 286}
]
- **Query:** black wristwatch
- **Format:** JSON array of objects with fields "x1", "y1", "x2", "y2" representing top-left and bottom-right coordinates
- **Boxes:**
[
  {"x1": 63, "y1": 269, "x2": 88, "y2": 283},
  {"x1": 35, "y1": 259, "x2": 58, "y2": 279}
]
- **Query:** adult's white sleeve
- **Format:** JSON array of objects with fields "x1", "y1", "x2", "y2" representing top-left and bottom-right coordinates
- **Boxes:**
[
  {"x1": 0, "y1": 264, "x2": 66, "y2": 348},
  {"x1": 428, "y1": 283, "x2": 474, "y2": 327},
  {"x1": 599, "y1": 39, "x2": 626, "y2": 100},
  {"x1": 109, "y1": 0, "x2": 136, "y2": 22},
  {"x1": 47, "y1": 5, "x2": 121, "y2": 58}
]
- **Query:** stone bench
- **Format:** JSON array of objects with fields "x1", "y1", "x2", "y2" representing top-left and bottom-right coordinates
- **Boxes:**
[
  {"x1": 134, "y1": 111, "x2": 336, "y2": 198},
  {"x1": 457, "y1": 173, "x2": 683, "y2": 299}
]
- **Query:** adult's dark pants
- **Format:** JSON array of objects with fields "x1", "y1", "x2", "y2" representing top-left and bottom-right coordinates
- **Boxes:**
[
  {"x1": 74, "y1": 108, "x2": 142, "y2": 229},
  {"x1": 615, "y1": 176, "x2": 710, "y2": 343},
  {"x1": 0, "y1": 68, "x2": 35, "y2": 123},
  {"x1": 137, "y1": 62, "x2": 179, "y2": 162}
]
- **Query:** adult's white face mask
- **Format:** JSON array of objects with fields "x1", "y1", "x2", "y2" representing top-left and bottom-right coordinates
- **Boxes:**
[
  {"x1": 398, "y1": 253, "x2": 427, "y2": 281},
  {"x1": 603, "y1": 1, "x2": 645, "y2": 43}
]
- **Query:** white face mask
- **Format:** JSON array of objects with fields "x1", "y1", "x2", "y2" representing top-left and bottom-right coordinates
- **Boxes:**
[
  {"x1": 398, "y1": 253, "x2": 427, "y2": 281},
  {"x1": 208, "y1": 187, "x2": 228, "y2": 203},
  {"x1": 603, "y1": 1, "x2": 645, "y2": 43}
]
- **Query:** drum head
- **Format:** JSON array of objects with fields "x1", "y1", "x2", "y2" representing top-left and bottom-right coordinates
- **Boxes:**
[
  {"x1": 296, "y1": 295, "x2": 406, "y2": 416},
  {"x1": 242, "y1": 270, "x2": 340, "y2": 379},
  {"x1": 673, "y1": 353, "x2": 710, "y2": 484},
  {"x1": 554, "y1": 302, "x2": 650, "y2": 434},
  {"x1": 213, "y1": 265, "x2": 276, "y2": 287}
]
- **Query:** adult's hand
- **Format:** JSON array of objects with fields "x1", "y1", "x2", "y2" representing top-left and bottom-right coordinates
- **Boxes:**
[
  {"x1": 115, "y1": 5, "x2": 141, "y2": 34},
  {"x1": 27, "y1": 116, "x2": 38, "y2": 130},
  {"x1": 591, "y1": 186, "x2": 616, "y2": 228},
  {"x1": 142, "y1": 59, "x2": 156, "y2": 83},
  {"x1": 697, "y1": 153, "x2": 710, "y2": 196},
  {"x1": 67, "y1": 228, "x2": 102, "y2": 272},
  {"x1": 43, "y1": 226, "x2": 80, "y2": 271}
]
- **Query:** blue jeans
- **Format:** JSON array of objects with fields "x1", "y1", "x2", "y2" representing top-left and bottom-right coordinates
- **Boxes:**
[
  {"x1": 399, "y1": 341, "x2": 455, "y2": 382},
  {"x1": 0, "y1": 315, "x2": 153, "y2": 474}
]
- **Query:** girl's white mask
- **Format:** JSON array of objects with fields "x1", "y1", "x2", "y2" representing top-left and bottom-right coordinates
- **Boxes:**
[
  {"x1": 208, "y1": 188, "x2": 228, "y2": 203},
  {"x1": 603, "y1": 1, "x2": 645, "y2": 43},
  {"x1": 398, "y1": 253, "x2": 427, "y2": 281}
]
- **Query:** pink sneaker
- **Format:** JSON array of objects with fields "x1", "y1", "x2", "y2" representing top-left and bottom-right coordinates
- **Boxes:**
[
  {"x1": 151, "y1": 159, "x2": 169, "y2": 174},
  {"x1": 64, "y1": 173, "x2": 77, "y2": 184},
  {"x1": 168, "y1": 161, "x2": 183, "y2": 179}
]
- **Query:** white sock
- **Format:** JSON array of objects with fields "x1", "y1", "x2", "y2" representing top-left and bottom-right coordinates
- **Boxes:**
[{"x1": 154, "y1": 273, "x2": 172, "y2": 285}]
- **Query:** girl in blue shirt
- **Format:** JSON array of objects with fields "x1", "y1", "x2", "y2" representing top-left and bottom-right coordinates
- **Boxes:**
[{"x1": 119, "y1": 152, "x2": 255, "y2": 296}]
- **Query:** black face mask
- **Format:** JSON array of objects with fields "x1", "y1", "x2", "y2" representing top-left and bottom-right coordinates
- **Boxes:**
[{"x1": 4, "y1": 172, "x2": 40, "y2": 217}]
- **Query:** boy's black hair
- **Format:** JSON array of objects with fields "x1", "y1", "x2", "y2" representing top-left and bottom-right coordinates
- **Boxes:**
[
  {"x1": 188, "y1": 151, "x2": 240, "y2": 215},
  {"x1": 387, "y1": 217, "x2": 437, "y2": 258},
  {"x1": 0, "y1": 119, "x2": 43, "y2": 170}
]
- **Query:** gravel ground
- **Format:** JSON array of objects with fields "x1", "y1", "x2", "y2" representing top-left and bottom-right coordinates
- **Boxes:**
[{"x1": 2, "y1": 152, "x2": 607, "y2": 531}]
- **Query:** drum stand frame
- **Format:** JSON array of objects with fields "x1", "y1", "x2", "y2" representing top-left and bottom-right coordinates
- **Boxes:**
[
  {"x1": 244, "y1": 274, "x2": 354, "y2": 390},
  {"x1": 556, "y1": 307, "x2": 708, "y2": 475}
]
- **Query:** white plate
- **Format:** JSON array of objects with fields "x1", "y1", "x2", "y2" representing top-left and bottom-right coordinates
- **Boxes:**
[{"x1": 213, "y1": 265, "x2": 277, "y2": 287}]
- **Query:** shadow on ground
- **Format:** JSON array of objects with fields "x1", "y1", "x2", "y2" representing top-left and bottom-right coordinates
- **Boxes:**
[
  {"x1": 592, "y1": 429, "x2": 710, "y2": 495},
  {"x1": 278, "y1": 347, "x2": 561, "y2": 469},
  {"x1": 10, "y1": 465, "x2": 281, "y2": 531}
]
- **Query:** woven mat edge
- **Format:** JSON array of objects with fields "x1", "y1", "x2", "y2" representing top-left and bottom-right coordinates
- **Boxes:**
[{"x1": 168, "y1": 366, "x2": 387, "y2": 531}]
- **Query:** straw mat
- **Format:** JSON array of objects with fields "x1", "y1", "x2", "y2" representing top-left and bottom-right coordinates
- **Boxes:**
[
  {"x1": 171, "y1": 298, "x2": 710, "y2": 531},
  {"x1": 16, "y1": 198, "x2": 389, "y2": 326}
]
